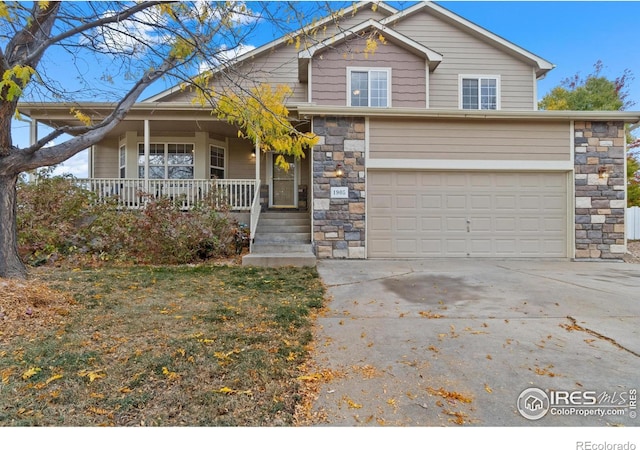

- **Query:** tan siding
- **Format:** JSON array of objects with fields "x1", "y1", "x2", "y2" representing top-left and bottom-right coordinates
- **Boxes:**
[
  {"x1": 93, "y1": 138, "x2": 119, "y2": 178},
  {"x1": 157, "y1": 8, "x2": 392, "y2": 105},
  {"x1": 390, "y1": 12, "x2": 536, "y2": 110},
  {"x1": 369, "y1": 118, "x2": 570, "y2": 161},
  {"x1": 227, "y1": 138, "x2": 257, "y2": 179},
  {"x1": 312, "y1": 36, "x2": 426, "y2": 107}
]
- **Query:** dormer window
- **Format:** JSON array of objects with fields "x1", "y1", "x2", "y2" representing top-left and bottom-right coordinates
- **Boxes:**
[
  {"x1": 460, "y1": 75, "x2": 500, "y2": 110},
  {"x1": 348, "y1": 67, "x2": 391, "y2": 107}
]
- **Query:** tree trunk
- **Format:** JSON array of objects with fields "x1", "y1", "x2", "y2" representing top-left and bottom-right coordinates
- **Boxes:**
[{"x1": 0, "y1": 173, "x2": 27, "y2": 279}]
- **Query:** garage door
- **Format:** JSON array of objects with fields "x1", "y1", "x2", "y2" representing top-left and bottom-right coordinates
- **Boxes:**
[{"x1": 368, "y1": 171, "x2": 568, "y2": 258}]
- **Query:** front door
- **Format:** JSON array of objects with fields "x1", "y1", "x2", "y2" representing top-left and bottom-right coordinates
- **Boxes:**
[{"x1": 270, "y1": 153, "x2": 298, "y2": 208}]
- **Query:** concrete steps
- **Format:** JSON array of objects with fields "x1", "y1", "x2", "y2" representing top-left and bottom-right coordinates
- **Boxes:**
[{"x1": 242, "y1": 210, "x2": 316, "y2": 268}]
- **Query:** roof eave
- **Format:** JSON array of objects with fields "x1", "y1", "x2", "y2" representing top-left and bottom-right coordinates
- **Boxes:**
[{"x1": 296, "y1": 105, "x2": 640, "y2": 123}]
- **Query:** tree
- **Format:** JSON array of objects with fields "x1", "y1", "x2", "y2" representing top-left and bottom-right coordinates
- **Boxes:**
[
  {"x1": 539, "y1": 60, "x2": 640, "y2": 206},
  {"x1": 0, "y1": 1, "x2": 350, "y2": 279}
]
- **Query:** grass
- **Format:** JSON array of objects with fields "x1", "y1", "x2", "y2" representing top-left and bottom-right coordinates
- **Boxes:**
[{"x1": 0, "y1": 264, "x2": 326, "y2": 426}]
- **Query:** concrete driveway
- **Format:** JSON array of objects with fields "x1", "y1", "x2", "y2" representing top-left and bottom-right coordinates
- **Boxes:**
[{"x1": 310, "y1": 259, "x2": 640, "y2": 426}]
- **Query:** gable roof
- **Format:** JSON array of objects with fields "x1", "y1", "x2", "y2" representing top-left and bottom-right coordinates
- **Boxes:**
[
  {"x1": 298, "y1": 18, "x2": 443, "y2": 81},
  {"x1": 381, "y1": 2, "x2": 554, "y2": 79},
  {"x1": 143, "y1": 1, "x2": 395, "y2": 102},
  {"x1": 145, "y1": 1, "x2": 554, "y2": 102}
]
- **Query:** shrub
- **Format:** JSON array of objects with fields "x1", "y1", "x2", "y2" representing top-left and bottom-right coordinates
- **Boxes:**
[{"x1": 17, "y1": 176, "x2": 237, "y2": 266}]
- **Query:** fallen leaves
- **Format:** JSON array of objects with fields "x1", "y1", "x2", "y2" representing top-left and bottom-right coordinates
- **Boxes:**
[
  {"x1": 22, "y1": 367, "x2": 42, "y2": 380},
  {"x1": 532, "y1": 365, "x2": 558, "y2": 377},
  {"x1": 215, "y1": 386, "x2": 253, "y2": 396},
  {"x1": 0, "y1": 277, "x2": 76, "y2": 343},
  {"x1": 418, "y1": 310, "x2": 444, "y2": 319},
  {"x1": 427, "y1": 387, "x2": 473, "y2": 404},
  {"x1": 426, "y1": 387, "x2": 473, "y2": 425},
  {"x1": 343, "y1": 395, "x2": 362, "y2": 409},
  {"x1": 77, "y1": 369, "x2": 106, "y2": 383}
]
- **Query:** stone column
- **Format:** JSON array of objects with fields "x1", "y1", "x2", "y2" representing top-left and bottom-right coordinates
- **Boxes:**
[
  {"x1": 312, "y1": 117, "x2": 366, "y2": 259},
  {"x1": 574, "y1": 121, "x2": 626, "y2": 259}
]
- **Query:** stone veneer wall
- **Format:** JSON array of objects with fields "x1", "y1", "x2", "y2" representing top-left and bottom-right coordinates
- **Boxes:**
[
  {"x1": 574, "y1": 121, "x2": 626, "y2": 259},
  {"x1": 312, "y1": 117, "x2": 366, "y2": 258}
]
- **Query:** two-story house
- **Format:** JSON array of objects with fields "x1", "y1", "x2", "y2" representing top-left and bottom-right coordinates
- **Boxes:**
[{"x1": 21, "y1": 1, "x2": 640, "y2": 265}]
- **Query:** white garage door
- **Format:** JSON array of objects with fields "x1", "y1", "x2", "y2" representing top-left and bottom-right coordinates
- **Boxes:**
[{"x1": 368, "y1": 171, "x2": 568, "y2": 258}]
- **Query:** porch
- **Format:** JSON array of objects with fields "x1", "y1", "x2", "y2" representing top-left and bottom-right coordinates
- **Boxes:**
[
  {"x1": 22, "y1": 103, "x2": 314, "y2": 264},
  {"x1": 74, "y1": 178, "x2": 258, "y2": 211}
]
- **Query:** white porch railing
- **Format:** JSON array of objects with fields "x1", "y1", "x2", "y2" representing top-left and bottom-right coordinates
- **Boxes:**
[
  {"x1": 249, "y1": 180, "x2": 262, "y2": 249},
  {"x1": 74, "y1": 178, "x2": 257, "y2": 211}
]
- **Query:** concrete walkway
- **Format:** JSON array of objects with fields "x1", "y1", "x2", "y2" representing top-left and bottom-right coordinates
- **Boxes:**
[{"x1": 310, "y1": 259, "x2": 640, "y2": 426}]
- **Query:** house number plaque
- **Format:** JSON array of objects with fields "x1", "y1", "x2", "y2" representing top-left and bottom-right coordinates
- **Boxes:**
[{"x1": 331, "y1": 187, "x2": 349, "y2": 199}]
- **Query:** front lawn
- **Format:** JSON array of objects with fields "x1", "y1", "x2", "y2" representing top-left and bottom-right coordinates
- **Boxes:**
[{"x1": 0, "y1": 265, "x2": 325, "y2": 426}]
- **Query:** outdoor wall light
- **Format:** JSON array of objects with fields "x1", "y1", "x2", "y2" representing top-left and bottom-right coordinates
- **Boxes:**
[
  {"x1": 250, "y1": 149, "x2": 256, "y2": 158},
  {"x1": 335, "y1": 163, "x2": 344, "y2": 178},
  {"x1": 598, "y1": 166, "x2": 609, "y2": 179}
]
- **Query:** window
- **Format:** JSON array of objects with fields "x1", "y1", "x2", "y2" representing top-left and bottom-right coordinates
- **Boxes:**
[
  {"x1": 460, "y1": 75, "x2": 500, "y2": 110},
  {"x1": 138, "y1": 143, "x2": 194, "y2": 179},
  {"x1": 119, "y1": 145, "x2": 126, "y2": 178},
  {"x1": 348, "y1": 68, "x2": 390, "y2": 107},
  {"x1": 210, "y1": 145, "x2": 225, "y2": 179}
]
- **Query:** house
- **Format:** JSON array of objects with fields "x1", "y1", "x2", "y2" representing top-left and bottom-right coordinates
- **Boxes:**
[{"x1": 20, "y1": 1, "x2": 640, "y2": 266}]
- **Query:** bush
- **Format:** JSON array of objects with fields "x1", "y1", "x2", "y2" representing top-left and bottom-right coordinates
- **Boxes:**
[{"x1": 17, "y1": 176, "x2": 237, "y2": 266}]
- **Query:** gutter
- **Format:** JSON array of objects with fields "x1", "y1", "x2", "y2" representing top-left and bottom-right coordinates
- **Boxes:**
[{"x1": 295, "y1": 105, "x2": 640, "y2": 123}]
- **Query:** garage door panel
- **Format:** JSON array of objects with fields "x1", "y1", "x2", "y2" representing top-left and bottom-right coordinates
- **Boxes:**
[
  {"x1": 397, "y1": 172, "x2": 418, "y2": 186},
  {"x1": 445, "y1": 240, "x2": 468, "y2": 255},
  {"x1": 421, "y1": 239, "x2": 443, "y2": 255},
  {"x1": 397, "y1": 217, "x2": 417, "y2": 232},
  {"x1": 368, "y1": 171, "x2": 568, "y2": 258},
  {"x1": 470, "y1": 195, "x2": 492, "y2": 210},
  {"x1": 519, "y1": 196, "x2": 542, "y2": 210},
  {"x1": 495, "y1": 217, "x2": 516, "y2": 232},
  {"x1": 369, "y1": 217, "x2": 391, "y2": 232},
  {"x1": 446, "y1": 195, "x2": 466, "y2": 209},
  {"x1": 369, "y1": 194, "x2": 392, "y2": 209},
  {"x1": 396, "y1": 239, "x2": 418, "y2": 254},
  {"x1": 421, "y1": 194, "x2": 442, "y2": 209},
  {"x1": 396, "y1": 194, "x2": 417, "y2": 209},
  {"x1": 446, "y1": 217, "x2": 468, "y2": 232},
  {"x1": 422, "y1": 217, "x2": 443, "y2": 232},
  {"x1": 495, "y1": 195, "x2": 516, "y2": 209}
]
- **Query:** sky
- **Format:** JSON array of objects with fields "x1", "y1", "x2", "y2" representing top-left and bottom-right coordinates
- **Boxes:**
[{"x1": 13, "y1": 0, "x2": 640, "y2": 178}]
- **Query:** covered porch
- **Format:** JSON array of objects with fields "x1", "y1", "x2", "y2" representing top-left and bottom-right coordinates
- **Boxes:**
[{"x1": 21, "y1": 103, "x2": 313, "y2": 244}]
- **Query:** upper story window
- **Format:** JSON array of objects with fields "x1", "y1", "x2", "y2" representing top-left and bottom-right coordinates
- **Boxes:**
[
  {"x1": 210, "y1": 145, "x2": 226, "y2": 179},
  {"x1": 138, "y1": 143, "x2": 194, "y2": 179},
  {"x1": 348, "y1": 67, "x2": 391, "y2": 107},
  {"x1": 460, "y1": 75, "x2": 500, "y2": 110}
]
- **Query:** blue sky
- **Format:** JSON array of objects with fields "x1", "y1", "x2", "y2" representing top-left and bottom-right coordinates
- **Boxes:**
[{"x1": 15, "y1": 1, "x2": 640, "y2": 177}]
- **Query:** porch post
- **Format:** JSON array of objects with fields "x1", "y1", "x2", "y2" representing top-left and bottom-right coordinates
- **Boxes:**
[
  {"x1": 255, "y1": 136, "x2": 260, "y2": 184},
  {"x1": 28, "y1": 119, "x2": 37, "y2": 183},
  {"x1": 144, "y1": 119, "x2": 150, "y2": 192}
]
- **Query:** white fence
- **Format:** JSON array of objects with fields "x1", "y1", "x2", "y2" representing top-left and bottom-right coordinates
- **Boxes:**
[
  {"x1": 74, "y1": 178, "x2": 257, "y2": 211},
  {"x1": 629, "y1": 207, "x2": 640, "y2": 240}
]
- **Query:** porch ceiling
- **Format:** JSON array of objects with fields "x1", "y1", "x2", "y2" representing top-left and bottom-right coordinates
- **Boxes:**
[{"x1": 19, "y1": 102, "x2": 242, "y2": 139}]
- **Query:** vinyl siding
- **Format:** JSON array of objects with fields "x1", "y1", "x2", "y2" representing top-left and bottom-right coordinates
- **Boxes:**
[
  {"x1": 157, "y1": 7, "x2": 392, "y2": 105},
  {"x1": 368, "y1": 118, "x2": 570, "y2": 161},
  {"x1": 93, "y1": 138, "x2": 118, "y2": 178},
  {"x1": 389, "y1": 12, "x2": 536, "y2": 110},
  {"x1": 311, "y1": 36, "x2": 426, "y2": 107}
]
